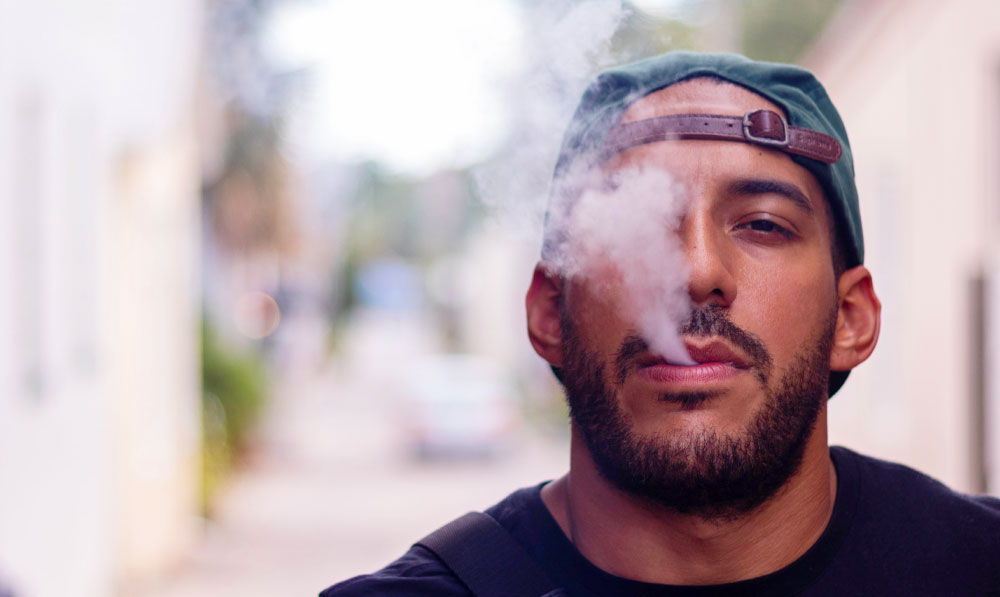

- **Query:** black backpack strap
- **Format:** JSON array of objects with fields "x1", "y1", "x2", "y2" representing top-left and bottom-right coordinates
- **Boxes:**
[{"x1": 415, "y1": 511, "x2": 566, "y2": 597}]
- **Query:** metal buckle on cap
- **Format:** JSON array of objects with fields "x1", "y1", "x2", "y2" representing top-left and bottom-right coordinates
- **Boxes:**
[{"x1": 742, "y1": 110, "x2": 789, "y2": 148}]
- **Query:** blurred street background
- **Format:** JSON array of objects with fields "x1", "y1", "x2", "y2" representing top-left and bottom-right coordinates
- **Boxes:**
[{"x1": 4, "y1": 0, "x2": 1000, "y2": 595}]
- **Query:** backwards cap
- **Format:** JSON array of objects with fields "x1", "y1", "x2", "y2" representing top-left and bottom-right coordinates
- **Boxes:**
[{"x1": 552, "y1": 51, "x2": 862, "y2": 396}]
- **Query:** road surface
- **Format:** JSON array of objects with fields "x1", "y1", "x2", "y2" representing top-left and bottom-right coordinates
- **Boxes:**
[{"x1": 136, "y1": 360, "x2": 569, "y2": 597}]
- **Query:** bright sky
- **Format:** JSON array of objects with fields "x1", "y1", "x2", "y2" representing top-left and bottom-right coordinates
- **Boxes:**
[
  {"x1": 266, "y1": 0, "x2": 695, "y2": 174},
  {"x1": 267, "y1": 0, "x2": 524, "y2": 174}
]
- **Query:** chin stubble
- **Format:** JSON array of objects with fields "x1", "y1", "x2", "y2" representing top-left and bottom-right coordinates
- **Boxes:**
[{"x1": 559, "y1": 305, "x2": 835, "y2": 520}]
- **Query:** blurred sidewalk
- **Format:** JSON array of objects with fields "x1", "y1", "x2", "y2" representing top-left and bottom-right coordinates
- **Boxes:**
[{"x1": 134, "y1": 358, "x2": 569, "y2": 597}]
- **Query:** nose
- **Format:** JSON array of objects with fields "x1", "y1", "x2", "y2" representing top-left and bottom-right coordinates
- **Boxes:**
[{"x1": 680, "y1": 210, "x2": 737, "y2": 308}]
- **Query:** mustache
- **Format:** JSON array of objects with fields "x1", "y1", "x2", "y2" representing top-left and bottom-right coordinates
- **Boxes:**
[{"x1": 615, "y1": 306, "x2": 773, "y2": 384}]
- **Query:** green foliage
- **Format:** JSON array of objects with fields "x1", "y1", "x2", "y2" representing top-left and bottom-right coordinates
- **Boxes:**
[
  {"x1": 200, "y1": 319, "x2": 269, "y2": 514},
  {"x1": 611, "y1": 4, "x2": 701, "y2": 59},
  {"x1": 613, "y1": 0, "x2": 843, "y2": 66},
  {"x1": 739, "y1": 0, "x2": 843, "y2": 63},
  {"x1": 200, "y1": 391, "x2": 231, "y2": 515},
  {"x1": 347, "y1": 162, "x2": 420, "y2": 259}
]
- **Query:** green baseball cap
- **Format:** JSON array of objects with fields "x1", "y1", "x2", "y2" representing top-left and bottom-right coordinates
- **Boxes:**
[{"x1": 553, "y1": 51, "x2": 862, "y2": 396}]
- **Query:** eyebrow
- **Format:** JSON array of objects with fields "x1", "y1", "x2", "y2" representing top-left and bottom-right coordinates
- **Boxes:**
[{"x1": 727, "y1": 179, "x2": 814, "y2": 214}]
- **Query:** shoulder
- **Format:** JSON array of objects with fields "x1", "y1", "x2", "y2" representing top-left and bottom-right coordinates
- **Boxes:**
[
  {"x1": 319, "y1": 544, "x2": 470, "y2": 597},
  {"x1": 833, "y1": 446, "x2": 1000, "y2": 562},
  {"x1": 816, "y1": 448, "x2": 1000, "y2": 593},
  {"x1": 320, "y1": 484, "x2": 545, "y2": 597},
  {"x1": 836, "y1": 446, "x2": 1000, "y2": 525}
]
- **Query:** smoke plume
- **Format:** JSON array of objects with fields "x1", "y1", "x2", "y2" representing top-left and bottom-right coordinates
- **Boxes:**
[
  {"x1": 475, "y1": 2, "x2": 693, "y2": 365},
  {"x1": 547, "y1": 165, "x2": 693, "y2": 365}
]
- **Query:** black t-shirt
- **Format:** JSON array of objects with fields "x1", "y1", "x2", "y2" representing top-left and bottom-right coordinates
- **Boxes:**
[{"x1": 322, "y1": 447, "x2": 1000, "y2": 596}]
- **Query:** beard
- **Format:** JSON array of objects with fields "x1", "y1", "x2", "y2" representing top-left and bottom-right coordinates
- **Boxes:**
[{"x1": 559, "y1": 304, "x2": 835, "y2": 520}]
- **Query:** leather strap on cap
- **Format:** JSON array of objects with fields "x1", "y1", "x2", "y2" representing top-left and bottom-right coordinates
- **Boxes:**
[{"x1": 603, "y1": 110, "x2": 842, "y2": 164}]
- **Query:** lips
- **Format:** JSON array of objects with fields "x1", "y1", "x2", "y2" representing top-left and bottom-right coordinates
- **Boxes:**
[
  {"x1": 636, "y1": 339, "x2": 750, "y2": 385},
  {"x1": 678, "y1": 341, "x2": 750, "y2": 369}
]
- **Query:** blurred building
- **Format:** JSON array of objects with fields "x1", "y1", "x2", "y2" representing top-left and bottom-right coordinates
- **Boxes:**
[
  {"x1": 0, "y1": 1, "x2": 203, "y2": 595},
  {"x1": 807, "y1": 0, "x2": 1000, "y2": 494}
]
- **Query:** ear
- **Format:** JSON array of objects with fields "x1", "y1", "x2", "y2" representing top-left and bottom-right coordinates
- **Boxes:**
[
  {"x1": 526, "y1": 262, "x2": 564, "y2": 368},
  {"x1": 830, "y1": 265, "x2": 881, "y2": 372}
]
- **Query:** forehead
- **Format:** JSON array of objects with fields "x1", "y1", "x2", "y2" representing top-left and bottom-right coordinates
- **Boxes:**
[
  {"x1": 620, "y1": 77, "x2": 786, "y2": 123},
  {"x1": 607, "y1": 78, "x2": 826, "y2": 215}
]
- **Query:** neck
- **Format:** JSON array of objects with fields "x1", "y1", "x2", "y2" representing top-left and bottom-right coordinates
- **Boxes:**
[{"x1": 541, "y1": 411, "x2": 837, "y2": 585}]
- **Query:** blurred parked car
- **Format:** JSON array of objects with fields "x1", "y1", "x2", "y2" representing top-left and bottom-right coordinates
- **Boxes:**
[{"x1": 397, "y1": 354, "x2": 521, "y2": 458}]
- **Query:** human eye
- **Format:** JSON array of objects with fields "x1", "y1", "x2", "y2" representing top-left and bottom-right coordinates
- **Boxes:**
[{"x1": 733, "y1": 217, "x2": 796, "y2": 243}]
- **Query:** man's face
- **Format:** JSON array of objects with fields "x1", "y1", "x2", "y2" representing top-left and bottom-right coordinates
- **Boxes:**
[{"x1": 557, "y1": 78, "x2": 841, "y2": 517}]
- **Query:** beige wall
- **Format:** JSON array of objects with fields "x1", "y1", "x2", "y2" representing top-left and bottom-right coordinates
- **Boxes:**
[
  {"x1": 109, "y1": 132, "x2": 202, "y2": 586},
  {"x1": 807, "y1": 0, "x2": 1000, "y2": 492}
]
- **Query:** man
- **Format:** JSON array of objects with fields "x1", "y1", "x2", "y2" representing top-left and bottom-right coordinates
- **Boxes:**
[{"x1": 322, "y1": 52, "x2": 1000, "y2": 596}]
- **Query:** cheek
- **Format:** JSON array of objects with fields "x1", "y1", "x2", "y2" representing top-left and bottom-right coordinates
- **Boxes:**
[
  {"x1": 737, "y1": 259, "x2": 837, "y2": 358},
  {"x1": 565, "y1": 274, "x2": 632, "y2": 357}
]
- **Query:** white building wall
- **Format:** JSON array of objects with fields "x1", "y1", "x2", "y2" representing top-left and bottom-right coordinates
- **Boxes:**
[
  {"x1": 807, "y1": 0, "x2": 1000, "y2": 493},
  {"x1": 0, "y1": 1, "x2": 203, "y2": 594}
]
